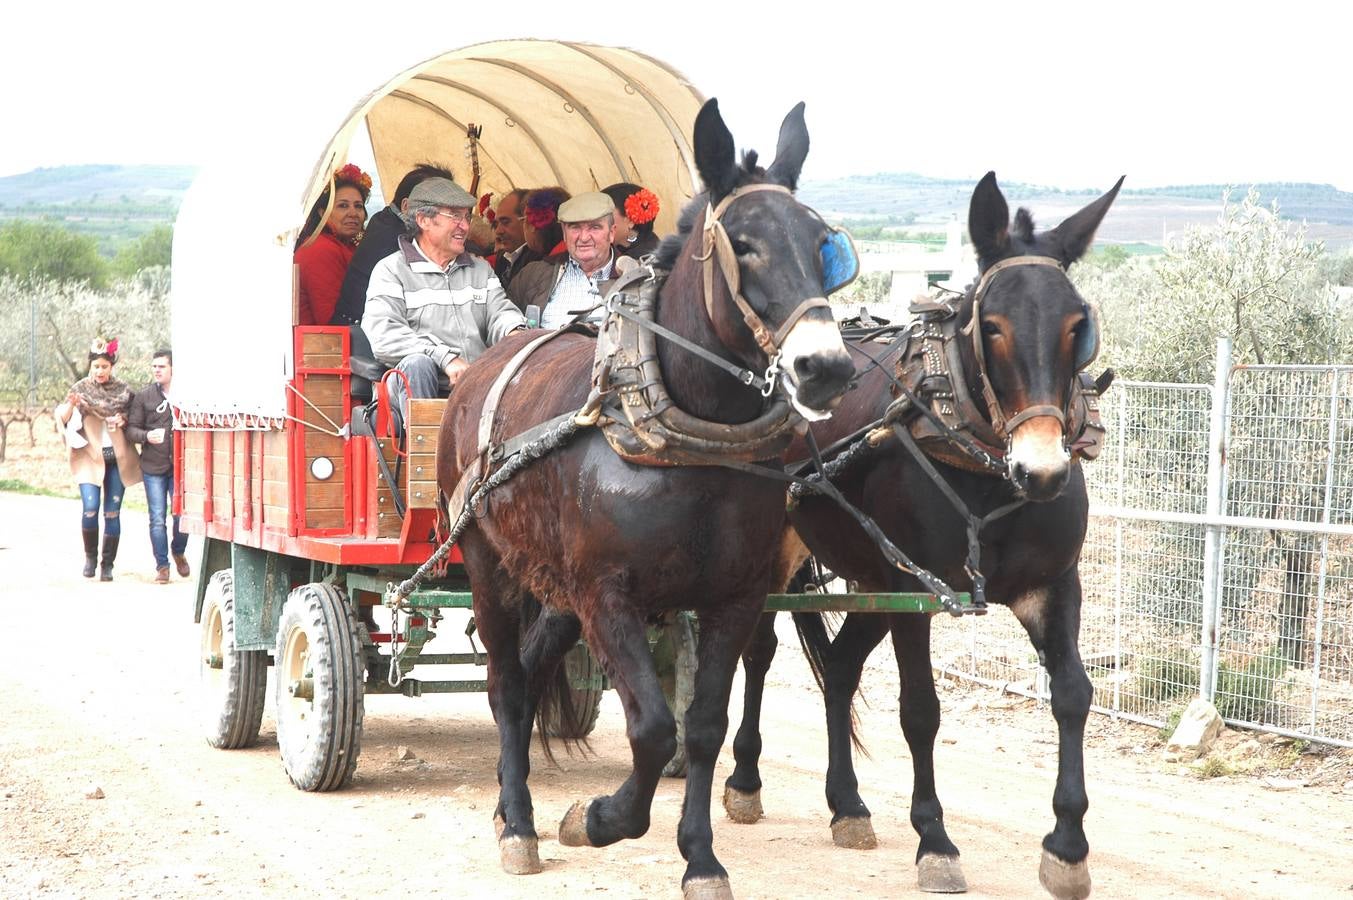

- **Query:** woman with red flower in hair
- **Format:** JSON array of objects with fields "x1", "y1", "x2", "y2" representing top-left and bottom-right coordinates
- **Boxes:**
[
  {"x1": 294, "y1": 163, "x2": 371, "y2": 325},
  {"x1": 497, "y1": 186, "x2": 568, "y2": 284},
  {"x1": 602, "y1": 182, "x2": 662, "y2": 259},
  {"x1": 54, "y1": 337, "x2": 142, "y2": 580}
]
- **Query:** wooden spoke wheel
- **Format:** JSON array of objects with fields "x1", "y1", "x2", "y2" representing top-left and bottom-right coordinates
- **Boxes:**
[
  {"x1": 274, "y1": 583, "x2": 364, "y2": 792},
  {"x1": 200, "y1": 570, "x2": 267, "y2": 749},
  {"x1": 540, "y1": 640, "x2": 605, "y2": 739}
]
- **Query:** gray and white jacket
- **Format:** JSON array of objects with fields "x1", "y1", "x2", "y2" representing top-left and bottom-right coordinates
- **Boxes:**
[{"x1": 363, "y1": 235, "x2": 526, "y2": 371}]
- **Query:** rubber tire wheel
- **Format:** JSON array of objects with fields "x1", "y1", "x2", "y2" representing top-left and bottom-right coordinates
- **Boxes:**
[
  {"x1": 540, "y1": 640, "x2": 605, "y2": 739},
  {"x1": 200, "y1": 570, "x2": 267, "y2": 749},
  {"x1": 274, "y1": 583, "x2": 364, "y2": 792}
]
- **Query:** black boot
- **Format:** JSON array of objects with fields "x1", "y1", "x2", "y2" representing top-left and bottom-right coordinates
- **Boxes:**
[
  {"x1": 82, "y1": 529, "x2": 99, "y2": 578},
  {"x1": 99, "y1": 534, "x2": 120, "y2": 582}
]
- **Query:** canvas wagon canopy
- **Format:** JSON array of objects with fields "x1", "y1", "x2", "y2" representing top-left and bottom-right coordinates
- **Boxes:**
[{"x1": 172, "y1": 39, "x2": 704, "y2": 422}]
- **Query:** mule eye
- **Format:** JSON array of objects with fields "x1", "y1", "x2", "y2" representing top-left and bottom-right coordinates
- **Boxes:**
[
  {"x1": 980, "y1": 321, "x2": 1002, "y2": 337},
  {"x1": 731, "y1": 239, "x2": 753, "y2": 256}
]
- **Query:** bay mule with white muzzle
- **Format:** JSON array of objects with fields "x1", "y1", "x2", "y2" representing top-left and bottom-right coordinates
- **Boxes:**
[
  {"x1": 437, "y1": 98, "x2": 853, "y2": 899},
  {"x1": 725, "y1": 172, "x2": 1122, "y2": 899}
]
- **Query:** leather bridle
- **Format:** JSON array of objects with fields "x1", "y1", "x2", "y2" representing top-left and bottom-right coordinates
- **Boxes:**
[
  {"x1": 696, "y1": 183, "x2": 832, "y2": 361},
  {"x1": 960, "y1": 254, "x2": 1098, "y2": 441}
]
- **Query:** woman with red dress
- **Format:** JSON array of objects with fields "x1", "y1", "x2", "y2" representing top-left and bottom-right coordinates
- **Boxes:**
[{"x1": 295, "y1": 163, "x2": 371, "y2": 325}]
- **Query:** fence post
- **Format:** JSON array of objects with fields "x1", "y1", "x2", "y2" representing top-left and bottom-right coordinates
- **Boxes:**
[{"x1": 1199, "y1": 336, "x2": 1233, "y2": 700}]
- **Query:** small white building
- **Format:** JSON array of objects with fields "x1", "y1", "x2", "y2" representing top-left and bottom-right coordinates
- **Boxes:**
[{"x1": 850, "y1": 218, "x2": 975, "y2": 321}]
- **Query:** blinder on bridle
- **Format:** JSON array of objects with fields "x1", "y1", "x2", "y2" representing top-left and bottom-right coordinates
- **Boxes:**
[
  {"x1": 821, "y1": 227, "x2": 860, "y2": 296},
  {"x1": 962, "y1": 254, "x2": 1100, "y2": 439},
  {"x1": 698, "y1": 184, "x2": 847, "y2": 364}
]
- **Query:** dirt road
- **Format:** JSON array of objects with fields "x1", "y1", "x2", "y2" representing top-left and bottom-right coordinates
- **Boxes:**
[{"x1": 2, "y1": 491, "x2": 1351, "y2": 898}]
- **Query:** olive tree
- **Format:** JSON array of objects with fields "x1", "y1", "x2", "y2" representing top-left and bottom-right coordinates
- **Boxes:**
[{"x1": 1076, "y1": 189, "x2": 1353, "y2": 672}]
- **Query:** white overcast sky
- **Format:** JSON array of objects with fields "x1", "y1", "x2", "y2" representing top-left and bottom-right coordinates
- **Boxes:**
[{"x1": 3, "y1": 0, "x2": 1349, "y2": 191}]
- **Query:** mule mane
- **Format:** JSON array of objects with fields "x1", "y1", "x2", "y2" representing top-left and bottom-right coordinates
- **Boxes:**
[
  {"x1": 653, "y1": 151, "x2": 771, "y2": 270},
  {"x1": 1012, "y1": 208, "x2": 1036, "y2": 244}
]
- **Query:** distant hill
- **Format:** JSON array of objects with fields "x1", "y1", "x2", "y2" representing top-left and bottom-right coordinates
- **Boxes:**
[
  {"x1": 798, "y1": 173, "x2": 1353, "y2": 249},
  {"x1": 0, "y1": 164, "x2": 197, "y2": 207},
  {"x1": 5, "y1": 165, "x2": 1353, "y2": 253},
  {"x1": 0, "y1": 164, "x2": 198, "y2": 255}
]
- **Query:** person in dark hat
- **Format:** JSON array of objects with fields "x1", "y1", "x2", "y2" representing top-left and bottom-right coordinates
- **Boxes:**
[
  {"x1": 362, "y1": 177, "x2": 527, "y2": 435},
  {"x1": 508, "y1": 191, "x2": 632, "y2": 329},
  {"x1": 332, "y1": 161, "x2": 456, "y2": 326}
]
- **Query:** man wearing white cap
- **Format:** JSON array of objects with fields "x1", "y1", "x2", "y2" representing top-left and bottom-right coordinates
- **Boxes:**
[
  {"x1": 508, "y1": 191, "x2": 628, "y2": 329},
  {"x1": 364, "y1": 177, "x2": 526, "y2": 434}
]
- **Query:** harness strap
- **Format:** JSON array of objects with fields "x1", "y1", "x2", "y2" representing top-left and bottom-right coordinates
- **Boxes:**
[
  {"x1": 699, "y1": 184, "x2": 826, "y2": 361},
  {"x1": 700, "y1": 454, "x2": 974, "y2": 615},
  {"x1": 478, "y1": 329, "x2": 568, "y2": 455},
  {"x1": 890, "y1": 422, "x2": 1026, "y2": 607},
  {"x1": 962, "y1": 255, "x2": 1065, "y2": 438},
  {"x1": 608, "y1": 300, "x2": 770, "y2": 391},
  {"x1": 1004, "y1": 403, "x2": 1066, "y2": 432},
  {"x1": 970, "y1": 255, "x2": 1064, "y2": 304}
]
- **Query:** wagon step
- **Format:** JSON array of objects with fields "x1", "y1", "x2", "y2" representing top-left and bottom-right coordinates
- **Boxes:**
[{"x1": 765, "y1": 592, "x2": 984, "y2": 615}]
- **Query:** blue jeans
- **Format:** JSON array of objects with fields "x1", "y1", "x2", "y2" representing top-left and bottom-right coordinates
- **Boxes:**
[
  {"x1": 387, "y1": 355, "x2": 444, "y2": 438},
  {"x1": 79, "y1": 449, "x2": 125, "y2": 537},
  {"x1": 143, "y1": 470, "x2": 188, "y2": 567}
]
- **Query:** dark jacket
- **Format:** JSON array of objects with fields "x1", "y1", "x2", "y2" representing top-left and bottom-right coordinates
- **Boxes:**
[
  {"x1": 333, "y1": 205, "x2": 406, "y2": 326},
  {"x1": 620, "y1": 230, "x2": 660, "y2": 260},
  {"x1": 507, "y1": 252, "x2": 623, "y2": 326},
  {"x1": 126, "y1": 382, "x2": 174, "y2": 476}
]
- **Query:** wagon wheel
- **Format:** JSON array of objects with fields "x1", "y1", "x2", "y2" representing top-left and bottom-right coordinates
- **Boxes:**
[
  {"x1": 654, "y1": 612, "x2": 697, "y2": 778},
  {"x1": 200, "y1": 570, "x2": 268, "y2": 749},
  {"x1": 274, "y1": 583, "x2": 365, "y2": 791},
  {"x1": 540, "y1": 640, "x2": 605, "y2": 739}
]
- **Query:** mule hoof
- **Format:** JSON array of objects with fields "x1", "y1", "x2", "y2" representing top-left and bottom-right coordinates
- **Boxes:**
[
  {"x1": 722, "y1": 785, "x2": 763, "y2": 824},
  {"x1": 830, "y1": 816, "x2": 878, "y2": 850},
  {"x1": 499, "y1": 834, "x2": 542, "y2": 875},
  {"x1": 918, "y1": 853, "x2": 967, "y2": 893},
  {"x1": 558, "y1": 799, "x2": 594, "y2": 847},
  {"x1": 682, "y1": 875, "x2": 734, "y2": 900},
  {"x1": 1039, "y1": 849, "x2": 1091, "y2": 900}
]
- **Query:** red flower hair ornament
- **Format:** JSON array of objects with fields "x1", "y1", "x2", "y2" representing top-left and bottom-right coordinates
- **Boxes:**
[
  {"x1": 624, "y1": 189, "x2": 660, "y2": 225},
  {"x1": 334, "y1": 163, "x2": 372, "y2": 193},
  {"x1": 89, "y1": 336, "x2": 119, "y2": 360},
  {"x1": 525, "y1": 205, "x2": 556, "y2": 230},
  {"x1": 478, "y1": 192, "x2": 496, "y2": 223}
]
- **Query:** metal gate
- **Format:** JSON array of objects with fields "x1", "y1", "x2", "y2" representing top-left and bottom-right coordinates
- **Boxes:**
[{"x1": 930, "y1": 338, "x2": 1353, "y2": 747}]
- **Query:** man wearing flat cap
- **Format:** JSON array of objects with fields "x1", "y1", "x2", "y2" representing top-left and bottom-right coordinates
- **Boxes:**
[
  {"x1": 508, "y1": 191, "x2": 631, "y2": 329},
  {"x1": 364, "y1": 177, "x2": 526, "y2": 435}
]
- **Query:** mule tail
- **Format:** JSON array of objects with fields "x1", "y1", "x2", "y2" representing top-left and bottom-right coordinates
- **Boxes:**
[
  {"x1": 791, "y1": 610, "x2": 866, "y2": 754},
  {"x1": 519, "y1": 595, "x2": 594, "y2": 762}
]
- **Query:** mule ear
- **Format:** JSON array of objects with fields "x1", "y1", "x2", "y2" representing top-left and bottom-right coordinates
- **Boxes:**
[
  {"x1": 1048, "y1": 176, "x2": 1125, "y2": 265},
  {"x1": 694, "y1": 98, "x2": 739, "y2": 202},
  {"x1": 766, "y1": 101, "x2": 809, "y2": 190},
  {"x1": 968, "y1": 171, "x2": 1010, "y2": 263}
]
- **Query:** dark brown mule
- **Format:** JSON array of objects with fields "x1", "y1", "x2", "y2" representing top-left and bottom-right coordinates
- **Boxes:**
[
  {"x1": 436, "y1": 99, "x2": 854, "y2": 898},
  {"x1": 724, "y1": 173, "x2": 1122, "y2": 899}
]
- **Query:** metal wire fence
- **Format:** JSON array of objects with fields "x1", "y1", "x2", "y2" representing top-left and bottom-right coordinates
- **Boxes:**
[{"x1": 930, "y1": 342, "x2": 1353, "y2": 747}]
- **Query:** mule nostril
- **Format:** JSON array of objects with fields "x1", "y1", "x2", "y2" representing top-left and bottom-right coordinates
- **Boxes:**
[
  {"x1": 1010, "y1": 460, "x2": 1029, "y2": 487},
  {"x1": 794, "y1": 354, "x2": 823, "y2": 383}
]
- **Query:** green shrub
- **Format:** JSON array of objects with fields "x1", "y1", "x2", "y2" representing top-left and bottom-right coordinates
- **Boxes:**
[
  {"x1": 1134, "y1": 652, "x2": 1200, "y2": 702},
  {"x1": 1215, "y1": 649, "x2": 1288, "y2": 722}
]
